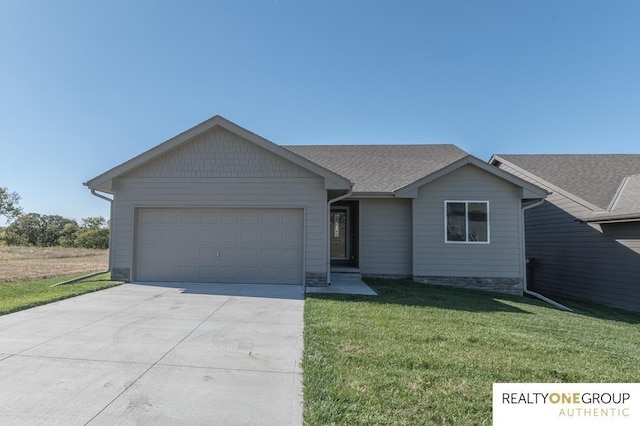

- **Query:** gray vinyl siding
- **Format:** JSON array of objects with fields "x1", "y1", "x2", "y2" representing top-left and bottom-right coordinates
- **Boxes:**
[
  {"x1": 602, "y1": 222, "x2": 640, "y2": 252},
  {"x1": 498, "y1": 162, "x2": 640, "y2": 312},
  {"x1": 359, "y1": 198, "x2": 412, "y2": 276},
  {"x1": 524, "y1": 193, "x2": 640, "y2": 311},
  {"x1": 413, "y1": 165, "x2": 523, "y2": 279}
]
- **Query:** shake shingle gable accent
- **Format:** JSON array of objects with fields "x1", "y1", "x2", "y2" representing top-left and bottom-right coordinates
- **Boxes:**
[{"x1": 394, "y1": 155, "x2": 547, "y2": 199}]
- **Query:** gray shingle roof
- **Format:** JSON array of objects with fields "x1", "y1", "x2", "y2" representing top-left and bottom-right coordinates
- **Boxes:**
[
  {"x1": 285, "y1": 145, "x2": 468, "y2": 193},
  {"x1": 497, "y1": 154, "x2": 640, "y2": 211}
]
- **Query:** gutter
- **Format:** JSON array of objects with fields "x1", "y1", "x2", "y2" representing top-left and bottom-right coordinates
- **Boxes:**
[
  {"x1": 87, "y1": 187, "x2": 114, "y2": 273},
  {"x1": 520, "y1": 199, "x2": 572, "y2": 312},
  {"x1": 89, "y1": 188, "x2": 113, "y2": 203},
  {"x1": 326, "y1": 188, "x2": 353, "y2": 285}
]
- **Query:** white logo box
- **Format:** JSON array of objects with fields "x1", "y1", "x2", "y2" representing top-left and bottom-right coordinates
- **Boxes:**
[{"x1": 493, "y1": 383, "x2": 639, "y2": 426}]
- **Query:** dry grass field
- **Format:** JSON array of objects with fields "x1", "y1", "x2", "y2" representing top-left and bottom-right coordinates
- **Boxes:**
[{"x1": 0, "y1": 246, "x2": 108, "y2": 283}]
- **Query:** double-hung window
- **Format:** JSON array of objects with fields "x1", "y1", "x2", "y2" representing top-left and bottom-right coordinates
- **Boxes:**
[{"x1": 445, "y1": 201, "x2": 489, "y2": 243}]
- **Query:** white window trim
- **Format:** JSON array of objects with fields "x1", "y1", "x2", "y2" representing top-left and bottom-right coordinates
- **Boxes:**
[{"x1": 444, "y1": 200, "x2": 490, "y2": 244}]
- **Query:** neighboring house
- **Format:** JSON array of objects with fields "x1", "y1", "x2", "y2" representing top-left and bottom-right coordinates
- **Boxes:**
[
  {"x1": 491, "y1": 154, "x2": 640, "y2": 311},
  {"x1": 85, "y1": 115, "x2": 547, "y2": 295}
]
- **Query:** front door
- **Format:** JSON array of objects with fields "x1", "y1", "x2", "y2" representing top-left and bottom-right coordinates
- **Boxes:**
[{"x1": 330, "y1": 207, "x2": 349, "y2": 259}]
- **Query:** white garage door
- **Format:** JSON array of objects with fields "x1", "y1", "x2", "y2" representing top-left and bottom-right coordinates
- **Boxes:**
[{"x1": 134, "y1": 208, "x2": 303, "y2": 284}]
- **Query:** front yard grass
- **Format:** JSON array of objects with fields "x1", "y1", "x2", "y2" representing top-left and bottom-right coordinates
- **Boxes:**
[
  {"x1": 0, "y1": 273, "x2": 123, "y2": 315},
  {"x1": 303, "y1": 279, "x2": 640, "y2": 425}
]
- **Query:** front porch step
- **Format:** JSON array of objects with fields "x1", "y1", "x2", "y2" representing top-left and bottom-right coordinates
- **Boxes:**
[
  {"x1": 330, "y1": 269, "x2": 363, "y2": 286},
  {"x1": 308, "y1": 270, "x2": 377, "y2": 296},
  {"x1": 330, "y1": 266, "x2": 360, "y2": 274}
]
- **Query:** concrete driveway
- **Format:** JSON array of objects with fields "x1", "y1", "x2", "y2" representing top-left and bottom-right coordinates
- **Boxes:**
[{"x1": 0, "y1": 282, "x2": 304, "y2": 425}]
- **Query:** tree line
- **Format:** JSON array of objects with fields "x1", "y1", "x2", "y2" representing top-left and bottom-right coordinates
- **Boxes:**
[{"x1": 0, "y1": 187, "x2": 109, "y2": 249}]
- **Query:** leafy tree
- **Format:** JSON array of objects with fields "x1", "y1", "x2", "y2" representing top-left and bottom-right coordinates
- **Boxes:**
[
  {"x1": 4, "y1": 213, "x2": 37, "y2": 245},
  {"x1": 59, "y1": 222, "x2": 80, "y2": 247},
  {"x1": 0, "y1": 187, "x2": 23, "y2": 223},
  {"x1": 3, "y1": 211, "x2": 109, "y2": 249},
  {"x1": 41, "y1": 215, "x2": 78, "y2": 247},
  {"x1": 4, "y1": 213, "x2": 78, "y2": 246},
  {"x1": 74, "y1": 216, "x2": 109, "y2": 249}
]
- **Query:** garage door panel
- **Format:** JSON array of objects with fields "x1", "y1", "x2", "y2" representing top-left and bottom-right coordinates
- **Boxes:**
[
  {"x1": 261, "y1": 211, "x2": 284, "y2": 225},
  {"x1": 239, "y1": 229, "x2": 259, "y2": 244},
  {"x1": 260, "y1": 249, "x2": 280, "y2": 264},
  {"x1": 281, "y1": 268, "x2": 302, "y2": 281},
  {"x1": 160, "y1": 228, "x2": 180, "y2": 242},
  {"x1": 221, "y1": 211, "x2": 238, "y2": 224},
  {"x1": 240, "y1": 247, "x2": 259, "y2": 263},
  {"x1": 201, "y1": 211, "x2": 220, "y2": 224},
  {"x1": 138, "y1": 209, "x2": 158, "y2": 224},
  {"x1": 153, "y1": 246, "x2": 177, "y2": 263},
  {"x1": 138, "y1": 225, "x2": 161, "y2": 242},
  {"x1": 178, "y1": 265, "x2": 198, "y2": 281},
  {"x1": 282, "y1": 229, "x2": 302, "y2": 244},
  {"x1": 219, "y1": 266, "x2": 239, "y2": 281},
  {"x1": 282, "y1": 248, "x2": 302, "y2": 263},
  {"x1": 137, "y1": 245, "x2": 159, "y2": 262},
  {"x1": 158, "y1": 211, "x2": 179, "y2": 224},
  {"x1": 219, "y1": 229, "x2": 238, "y2": 244},
  {"x1": 180, "y1": 211, "x2": 200, "y2": 224},
  {"x1": 135, "y1": 208, "x2": 303, "y2": 284},
  {"x1": 259, "y1": 267, "x2": 280, "y2": 281},
  {"x1": 179, "y1": 227, "x2": 201, "y2": 242},
  {"x1": 282, "y1": 211, "x2": 302, "y2": 226},
  {"x1": 199, "y1": 228, "x2": 219, "y2": 242},
  {"x1": 198, "y1": 247, "x2": 218, "y2": 262},
  {"x1": 197, "y1": 265, "x2": 219, "y2": 280},
  {"x1": 239, "y1": 267, "x2": 259, "y2": 281},
  {"x1": 261, "y1": 229, "x2": 281, "y2": 244},
  {"x1": 144, "y1": 264, "x2": 177, "y2": 281},
  {"x1": 218, "y1": 248, "x2": 239, "y2": 265},
  {"x1": 240, "y1": 211, "x2": 260, "y2": 224},
  {"x1": 179, "y1": 246, "x2": 199, "y2": 262}
]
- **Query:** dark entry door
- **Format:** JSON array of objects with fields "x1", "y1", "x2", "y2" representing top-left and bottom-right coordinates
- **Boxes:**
[{"x1": 330, "y1": 207, "x2": 349, "y2": 259}]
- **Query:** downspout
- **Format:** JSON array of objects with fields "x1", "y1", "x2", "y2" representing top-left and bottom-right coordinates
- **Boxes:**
[
  {"x1": 326, "y1": 188, "x2": 353, "y2": 285},
  {"x1": 89, "y1": 188, "x2": 114, "y2": 272},
  {"x1": 520, "y1": 199, "x2": 573, "y2": 312}
]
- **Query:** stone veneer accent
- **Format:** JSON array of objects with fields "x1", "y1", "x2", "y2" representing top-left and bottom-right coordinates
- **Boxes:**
[
  {"x1": 111, "y1": 268, "x2": 130, "y2": 281},
  {"x1": 305, "y1": 272, "x2": 328, "y2": 287},
  {"x1": 362, "y1": 273, "x2": 412, "y2": 281},
  {"x1": 413, "y1": 276, "x2": 523, "y2": 296}
]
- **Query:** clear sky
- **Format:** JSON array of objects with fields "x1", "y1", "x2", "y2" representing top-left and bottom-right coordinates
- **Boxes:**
[{"x1": 1, "y1": 0, "x2": 639, "y2": 224}]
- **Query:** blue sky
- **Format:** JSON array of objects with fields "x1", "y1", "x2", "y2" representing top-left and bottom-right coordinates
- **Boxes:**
[{"x1": 1, "y1": 0, "x2": 639, "y2": 224}]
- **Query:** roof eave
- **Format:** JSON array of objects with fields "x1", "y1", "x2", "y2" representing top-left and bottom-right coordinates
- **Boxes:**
[
  {"x1": 349, "y1": 192, "x2": 395, "y2": 199},
  {"x1": 582, "y1": 212, "x2": 640, "y2": 224}
]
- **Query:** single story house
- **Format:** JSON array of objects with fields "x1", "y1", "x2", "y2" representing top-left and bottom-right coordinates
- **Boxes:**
[
  {"x1": 490, "y1": 154, "x2": 640, "y2": 311},
  {"x1": 86, "y1": 115, "x2": 547, "y2": 295}
]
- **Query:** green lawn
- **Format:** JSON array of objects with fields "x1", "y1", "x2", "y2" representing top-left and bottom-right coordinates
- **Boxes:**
[
  {"x1": 303, "y1": 279, "x2": 640, "y2": 426},
  {"x1": 0, "y1": 273, "x2": 123, "y2": 315}
]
